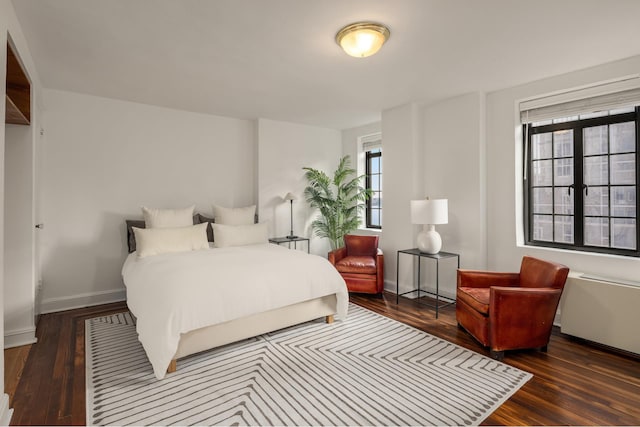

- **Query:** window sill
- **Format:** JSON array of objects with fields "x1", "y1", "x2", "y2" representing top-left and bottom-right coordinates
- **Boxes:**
[
  {"x1": 356, "y1": 227, "x2": 382, "y2": 235},
  {"x1": 518, "y1": 242, "x2": 640, "y2": 260}
]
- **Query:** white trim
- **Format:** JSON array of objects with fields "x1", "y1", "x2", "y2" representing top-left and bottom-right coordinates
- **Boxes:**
[
  {"x1": 40, "y1": 288, "x2": 126, "y2": 314},
  {"x1": 0, "y1": 394, "x2": 13, "y2": 427},
  {"x1": 4, "y1": 326, "x2": 37, "y2": 349}
]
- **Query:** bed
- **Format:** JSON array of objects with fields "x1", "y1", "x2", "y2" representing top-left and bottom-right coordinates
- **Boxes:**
[{"x1": 122, "y1": 240, "x2": 349, "y2": 380}]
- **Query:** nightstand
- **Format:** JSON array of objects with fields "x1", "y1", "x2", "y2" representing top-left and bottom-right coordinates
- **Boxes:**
[
  {"x1": 269, "y1": 236, "x2": 310, "y2": 253},
  {"x1": 396, "y1": 249, "x2": 459, "y2": 318}
]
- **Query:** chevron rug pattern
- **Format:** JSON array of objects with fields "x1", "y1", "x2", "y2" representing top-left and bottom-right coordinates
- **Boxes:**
[{"x1": 86, "y1": 304, "x2": 532, "y2": 426}]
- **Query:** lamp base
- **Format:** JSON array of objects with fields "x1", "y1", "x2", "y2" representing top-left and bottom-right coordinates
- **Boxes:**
[
  {"x1": 417, "y1": 225, "x2": 442, "y2": 254},
  {"x1": 286, "y1": 235, "x2": 298, "y2": 239}
]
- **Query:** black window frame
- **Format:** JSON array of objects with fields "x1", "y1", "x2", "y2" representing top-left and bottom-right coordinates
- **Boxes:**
[
  {"x1": 524, "y1": 106, "x2": 640, "y2": 257},
  {"x1": 365, "y1": 149, "x2": 382, "y2": 229}
]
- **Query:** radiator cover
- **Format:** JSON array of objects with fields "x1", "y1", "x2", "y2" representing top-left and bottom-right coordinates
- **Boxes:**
[{"x1": 560, "y1": 272, "x2": 640, "y2": 355}]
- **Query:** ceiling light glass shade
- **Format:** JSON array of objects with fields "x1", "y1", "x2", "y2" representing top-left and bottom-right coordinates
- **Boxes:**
[{"x1": 335, "y1": 22, "x2": 390, "y2": 58}]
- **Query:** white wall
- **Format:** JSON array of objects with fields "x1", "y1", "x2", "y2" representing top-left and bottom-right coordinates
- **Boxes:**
[
  {"x1": 380, "y1": 103, "x2": 424, "y2": 293},
  {"x1": 40, "y1": 89, "x2": 256, "y2": 312},
  {"x1": 422, "y1": 92, "x2": 486, "y2": 298},
  {"x1": 0, "y1": 0, "x2": 43, "y2": 421},
  {"x1": 4, "y1": 125, "x2": 37, "y2": 348},
  {"x1": 257, "y1": 118, "x2": 341, "y2": 256},
  {"x1": 486, "y1": 55, "x2": 640, "y2": 279}
]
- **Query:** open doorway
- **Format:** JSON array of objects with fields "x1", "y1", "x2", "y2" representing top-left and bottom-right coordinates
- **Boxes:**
[{"x1": 3, "y1": 38, "x2": 38, "y2": 351}]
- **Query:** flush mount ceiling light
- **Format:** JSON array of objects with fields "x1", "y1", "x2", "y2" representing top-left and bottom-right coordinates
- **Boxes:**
[{"x1": 335, "y1": 21, "x2": 390, "y2": 58}]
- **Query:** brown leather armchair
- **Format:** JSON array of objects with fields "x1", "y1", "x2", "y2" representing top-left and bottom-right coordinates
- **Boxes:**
[
  {"x1": 328, "y1": 235, "x2": 384, "y2": 294},
  {"x1": 456, "y1": 256, "x2": 569, "y2": 360}
]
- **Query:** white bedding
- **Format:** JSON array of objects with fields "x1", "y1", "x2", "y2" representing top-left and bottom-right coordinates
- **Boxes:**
[{"x1": 122, "y1": 243, "x2": 349, "y2": 379}]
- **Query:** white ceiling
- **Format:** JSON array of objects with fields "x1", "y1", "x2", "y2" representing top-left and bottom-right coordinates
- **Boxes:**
[{"x1": 11, "y1": 0, "x2": 640, "y2": 130}]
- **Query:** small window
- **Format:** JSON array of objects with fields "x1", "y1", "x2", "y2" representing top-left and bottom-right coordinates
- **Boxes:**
[{"x1": 365, "y1": 148, "x2": 382, "y2": 229}]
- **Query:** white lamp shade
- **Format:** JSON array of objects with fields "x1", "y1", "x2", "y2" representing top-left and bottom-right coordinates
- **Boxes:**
[
  {"x1": 284, "y1": 192, "x2": 297, "y2": 201},
  {"x1": 411, "y1": 199, "x2": 448, "y2": 225}
]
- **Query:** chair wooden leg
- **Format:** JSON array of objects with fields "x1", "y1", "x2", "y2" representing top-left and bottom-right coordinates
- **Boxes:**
[
  {"x1": 490, "y1": 350, "x2": 504, "y2": 361},
  {"x1": 325, "y1": 315, "x2": 334, "y2": 324},
  {"x1": 167, "y1": 359, "x2": 177, "y2": 374},
  {"x1": 540, "y1": 345, "x2": 548, "y2": 353}
]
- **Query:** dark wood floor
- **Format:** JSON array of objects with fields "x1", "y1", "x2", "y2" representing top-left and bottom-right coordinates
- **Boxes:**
[{"x1": 5, "y1": 293, "x2": 640, "y2": 426}]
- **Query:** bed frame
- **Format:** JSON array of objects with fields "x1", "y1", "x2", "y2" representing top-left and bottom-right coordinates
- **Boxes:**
[{"x1": 167, "y1": 294, "x2": 338, "y2": 373}]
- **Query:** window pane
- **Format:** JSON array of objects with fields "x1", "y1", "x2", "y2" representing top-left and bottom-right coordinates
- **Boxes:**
[
  {"x1": 554, "y1": 188, "x2": 573, "y2": 214},
  {"x1": 553, "y1": 130, "x2": 573, "y2": 157},
  {"x1": 371, "y1": 209, "x2": 380, "y2": 227},
  {"x1": 532, "y1": 133, "x2": 552, "y2": 159},
  {"x1": 532, "y1": 160, "x2": 552, "y2": 186},
  {"x1": 554, "y1": 215, "x2": 574, "y2": 244},
  {"x1": 584, "y1": 186, "x2": 609, "y2": 216},
  {"x1": 610, "y1": 154, "x2": 635, "y2": 185},
  {"x1": 584, "y1": 217, "x2": 609, "y2": 247},
  {"x1": 532, "y1": 188, "x2": 552, "y2": 214},
  {"x1": 533, "y1": 215, "x2": 553, "y2": 241},
  {"x1": 584, "y1": 156, "x2": 609, "y2": 185},
  {"x1": 610, "y1": 122, "x2": 635, "y2": 153},
  {"x1": 371, "y1": 192, "x2": 381, "y2": 208},
  {"x1": 371, "y1": 174, "x2": 380, "y2": 192},
  {"x1": 612, "y1": 218, "x2": 636, "y2": 250},
  {"x1": 611, "y1": 186, "x2": 636, "y2": 217},
  {"x1": 583, "y1": 125, "x2": 608, "y2": 155},
  {"x1": 554, "y1": 158, "x2": 573, "y2": 186},
  {"x1": 370, "y1": 156, "x2": 380, "y2": 174}
]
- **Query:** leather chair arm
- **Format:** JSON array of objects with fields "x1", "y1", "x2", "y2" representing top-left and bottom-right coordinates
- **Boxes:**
[
  {"x1": 328, "y1": 247, "x2": 347, "y2": 265},
  {"x1": 457, "y1": 270, "x2": 520, "y2": 289},
  {"x1": 489, "y1": 287, "x2": 563, "y2": 347},
  {"x1": 375, "y1": 249, "x2": 384, "y2": 293}
]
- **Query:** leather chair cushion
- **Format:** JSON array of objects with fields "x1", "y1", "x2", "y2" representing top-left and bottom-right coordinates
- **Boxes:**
[
  {"x1": 457, "y1": 287, "x2": 490, "y2": 315},
  {"x1": 335, "y1": 256, "x2": 377, "y2": 274}
]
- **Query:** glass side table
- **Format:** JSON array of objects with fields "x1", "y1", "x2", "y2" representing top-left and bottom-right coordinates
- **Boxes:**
[{"x1": 396, "y1": 248, "x2": 460, "y2": 318}]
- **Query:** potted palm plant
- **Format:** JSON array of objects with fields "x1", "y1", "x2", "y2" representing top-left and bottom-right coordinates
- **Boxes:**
[{"x1": 303, "y1": 155, "x2": 371, "y2": 250}]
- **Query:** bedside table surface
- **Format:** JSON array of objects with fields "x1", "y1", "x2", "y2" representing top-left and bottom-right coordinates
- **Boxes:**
[{"x1": 269, "y1": 236, "x2": 309, "y2": 244}]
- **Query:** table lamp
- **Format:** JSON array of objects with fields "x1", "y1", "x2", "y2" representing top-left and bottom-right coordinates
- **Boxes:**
[
  {"x1": 284, "y1": 192, "x2": 298, "y2": 239},
  {"x1": 410, "y1": 198, "x2": 448, "y2": 254}
]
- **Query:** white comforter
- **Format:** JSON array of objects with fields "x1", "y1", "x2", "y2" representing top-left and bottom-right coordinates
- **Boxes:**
[{"x1": 122, "y1": 243, "x2": 348, "y2": 379}]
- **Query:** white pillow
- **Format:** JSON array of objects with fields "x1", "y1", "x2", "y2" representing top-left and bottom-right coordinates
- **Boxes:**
[
  {"x1": 213, "y1": 204, "x2": 256, "y2": 225},
  {"x1": 142, "y1": 205, "x2": 195, "y2": 228},
  {"x1": 212, "y1": 223, "x2": 268, "y2": 248},
  {"x1": 133, "y1": 223, "x2": 209, "y2": 258}
]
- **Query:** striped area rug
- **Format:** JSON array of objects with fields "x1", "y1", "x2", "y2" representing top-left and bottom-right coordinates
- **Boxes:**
[{"x1": 86, "y1": 304, "x2": 532, "y2": 426}]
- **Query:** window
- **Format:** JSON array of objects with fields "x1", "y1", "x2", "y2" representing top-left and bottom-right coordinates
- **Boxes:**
[
  {"x1": 524, "y1": 106, "x2": 639, "y2": 256},
  {"x1": 365, "y1": 148, "x2": 382, "y2": 228},
  {"x1": 359, "y1": 132, "x2": 382, "y2": 229}
]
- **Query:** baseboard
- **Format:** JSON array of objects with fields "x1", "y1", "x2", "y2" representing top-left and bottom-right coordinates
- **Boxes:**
[
  {"x1": 40, "y1": 288, "x2": 126, "y2": 314},
  {"x1": 0, "y1": 393, "x2": 12, "y2": 426},
  {"x1": 384, "y1": 279, "x2": 396, "y2": 293},
  {"x1": 4, "y1": 326, "x2": 37, "y2": 349}
]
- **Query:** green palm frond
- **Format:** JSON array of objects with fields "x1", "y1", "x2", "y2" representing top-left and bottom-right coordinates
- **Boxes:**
[{"x1": 302, "y1": 155, "x2": 371, "y2": 250}]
